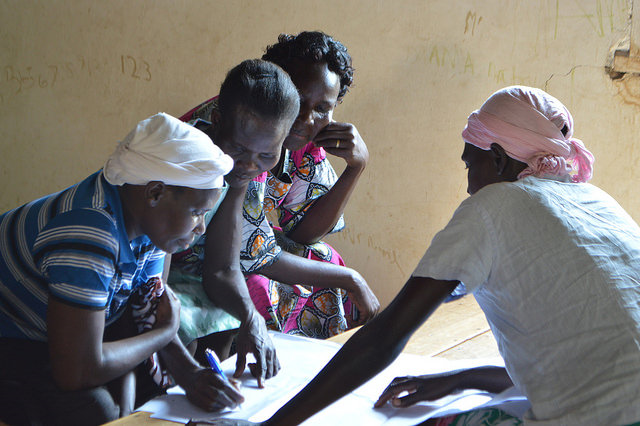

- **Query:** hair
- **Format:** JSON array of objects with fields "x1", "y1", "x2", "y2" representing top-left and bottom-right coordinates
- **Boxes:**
[
  {"x1": 262, "y1": 31, "x2": 354, "y2": 100},
  {"x1": 217, "y1": 59, "x2": 300, "y2": 125}
]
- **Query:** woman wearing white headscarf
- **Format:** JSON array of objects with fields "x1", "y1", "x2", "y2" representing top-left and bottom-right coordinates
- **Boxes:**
[
  {"x1": 0, "y1": 113, "x2": 242, "y2": 425},
  {"x1": 242, "y1": 87, "x2": 640, "y2": 426}
]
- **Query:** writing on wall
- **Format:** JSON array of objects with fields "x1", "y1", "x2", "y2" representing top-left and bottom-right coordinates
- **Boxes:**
[{"x1": 1, "y1": 54, "x2": 152, "y2": 105}]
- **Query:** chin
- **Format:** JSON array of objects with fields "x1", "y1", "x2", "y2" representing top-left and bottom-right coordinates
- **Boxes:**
[
  {"x1": 225, "y1": 175, "x2": 251, "y2": 188},
  {"x1": 284, "y1": 136, "x2": 308, "y2": 151}
]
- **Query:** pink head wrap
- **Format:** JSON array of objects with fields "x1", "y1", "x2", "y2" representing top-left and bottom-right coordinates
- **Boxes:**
[{"x1": 461, "y1": 86, "x2": 594, "y2": 183}]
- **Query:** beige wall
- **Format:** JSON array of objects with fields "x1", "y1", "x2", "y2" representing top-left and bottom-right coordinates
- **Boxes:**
[{"x1": 1, "y1": 0, "x2": 638, "y2": 306}]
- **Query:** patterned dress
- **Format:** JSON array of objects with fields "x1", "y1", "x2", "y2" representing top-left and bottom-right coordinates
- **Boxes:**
[{"x1": 170, "y1": 98, "x2": 356, "y2": 341}]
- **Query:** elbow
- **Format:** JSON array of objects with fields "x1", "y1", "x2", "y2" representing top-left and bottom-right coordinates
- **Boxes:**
[
  {"x1": 50, "y1": 358, "x2": 97, "y2": 391},
  {"x1": 285, "y1": 229, "x2": 321, "y2": 246},
  {"x1": 51, "y1": 368, "x2": 88, "y2": 391}
]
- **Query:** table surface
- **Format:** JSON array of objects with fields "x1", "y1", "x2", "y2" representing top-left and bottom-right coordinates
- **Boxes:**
[{"x1": 105, "y1": 296, "x2": 498, "y2": 425}]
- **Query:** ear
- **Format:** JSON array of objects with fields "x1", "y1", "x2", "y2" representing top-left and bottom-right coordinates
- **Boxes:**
[
  {"x1": 144, "y1": 181, "x2": 167, "y2": 207},
  {"x1": 490, "y1": 143, "x2": 509, "y2": 176}
]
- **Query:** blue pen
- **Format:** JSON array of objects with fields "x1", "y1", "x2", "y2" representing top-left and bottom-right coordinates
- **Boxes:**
[{"x1": 205, "y1": 348, "x2": 230, "y2": 383}]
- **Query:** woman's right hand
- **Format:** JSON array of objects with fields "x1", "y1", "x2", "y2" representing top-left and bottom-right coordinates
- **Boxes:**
[
  {"x1": 154, "y1": 285, "x2": 181, "y2": 334},
  {"x1": 183, "y1": 368, "x2": 245, "y2": 412},
  {"x1": 374, "y1": 372, "x2": 464, "y2": 408},
  {"x1": 347, "y1": 271, "x2": 380, "y2": 325}
]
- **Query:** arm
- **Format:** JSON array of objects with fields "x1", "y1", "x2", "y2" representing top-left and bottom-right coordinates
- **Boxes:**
[
  {"x1": 374, "y1": 366, "x2": 513, "y2": 408},
  {"x1": 257, "y1": 250, "x2": 380, "y2": 324},
  {"x1": 286, "y1": 122, "x2": 368, "y2": 245},
  {"x1": 46, "y1": 286, "x2": 180, "y2": 391},
  {"x1": 201, "y1": 184, "x2": 279, "y2": 387},
  {"x1": 262, "y1": 276, "x2": 458, "y2": 426}
]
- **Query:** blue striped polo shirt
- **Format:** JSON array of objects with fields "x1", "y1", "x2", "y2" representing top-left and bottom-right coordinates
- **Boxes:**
[{"x1": 0, "y1": 171, "x2": 165, "y2": 341}]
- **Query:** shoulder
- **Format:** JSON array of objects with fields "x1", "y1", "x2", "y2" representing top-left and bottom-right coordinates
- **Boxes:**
[{"x1": 34, "y1": 207, "x2": 121, "y2": 256}]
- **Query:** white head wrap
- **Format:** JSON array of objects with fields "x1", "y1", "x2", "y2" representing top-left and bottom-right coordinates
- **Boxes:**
[{"x1": 103, "y1": 112, "x2": 233, "y2": 189}]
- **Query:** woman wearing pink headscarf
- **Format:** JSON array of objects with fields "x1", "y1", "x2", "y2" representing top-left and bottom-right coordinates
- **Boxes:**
[{"x1": 230, "y1": 86, "x2": 640, "y2": 426}]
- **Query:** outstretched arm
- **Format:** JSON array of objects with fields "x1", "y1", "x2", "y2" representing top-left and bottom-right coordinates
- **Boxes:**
[
  {"x1": 201, "y1": 184, "x2": 279, "y2": 387},
  {"x1": 286, "y1": 121, "x2": 368, "y2": 245},
  {"x1": 257, "y1": 250, "x2": 380, "y2": 325},
  {"x1": 262, "y1": 276, "x2": 458, "y2": 426}
]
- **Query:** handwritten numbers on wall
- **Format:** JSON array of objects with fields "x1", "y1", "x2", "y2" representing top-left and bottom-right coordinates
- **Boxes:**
[
  {"x1": 120, "y1": 55, "x2": 152, "y2": 81},
  {"x1": 1, "y1": 54, "x2": 153, "y2": 104}
]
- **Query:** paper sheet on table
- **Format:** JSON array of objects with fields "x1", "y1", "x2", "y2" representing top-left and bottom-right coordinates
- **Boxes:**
[{"x1": 136, "y1": 331, "x2": 529, "y2": 424}]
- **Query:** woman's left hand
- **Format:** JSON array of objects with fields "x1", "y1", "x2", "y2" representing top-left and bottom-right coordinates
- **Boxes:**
[
  {"x1": 313, "y1": 121, "x2": 369, "y2": 170},
  {"x1": 374, "y1": 373, "x2": 463, "y2": 408}
]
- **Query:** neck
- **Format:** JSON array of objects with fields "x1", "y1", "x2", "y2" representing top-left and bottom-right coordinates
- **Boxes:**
[{"x1": 118, "y1": 186, "x2": 143, "y2": 241}]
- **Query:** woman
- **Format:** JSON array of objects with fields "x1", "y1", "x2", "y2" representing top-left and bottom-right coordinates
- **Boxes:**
[
  {"x1": 244, "y1": 86, "x2": 640, "y2": 425},
  {"x1": 172, "y1": 31, "x2": 378, "y2": 344}
]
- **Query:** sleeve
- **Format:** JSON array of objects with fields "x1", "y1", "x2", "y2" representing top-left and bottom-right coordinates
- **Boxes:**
[
  {"x1": 240, "y1": 181, "x2": 281, "y2": 273},
  {"x1": 277, "y1": 143, "x2": 345, "y2": 234},
  {"x1": 32, "y1": 208, "x2": 119, "y2": 309},
  {"x1": 412, "y1": 198, "x2": 496, "y2": 293}
]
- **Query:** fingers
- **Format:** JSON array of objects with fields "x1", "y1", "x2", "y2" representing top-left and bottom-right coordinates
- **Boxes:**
[
  {"x1": 188, "y1": 374, "x2": 244, "y2": 412},
  {"x1": 349, "y1": 290, "x2": 380, "y2": 325},
  {"x1": 374, "y1": 379, "x2": 419, "y2": 408},
  {"x1": 234, "y1": 350, "x2": 247, "y2": 379},
  {"x1": 313, "y1": 123, "x2": 355, "y2": 150},
  {"x1": 263, "y1": 338, "x2": 279, "y2": 380},
  {"x1": 254, "y1": 348, "x2": 267, "y2": 388}
]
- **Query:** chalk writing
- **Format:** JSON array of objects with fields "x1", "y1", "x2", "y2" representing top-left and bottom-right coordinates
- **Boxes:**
[
  {"x1": 554, "y1": 0, "x2": 627, "y2": 39},
  {"x1": 336, "y1": 228, "x2": 406, "y2": 277},
  {"x1": 464, "y1": 11, "x2": 482, "y2": 36},
  {"x1": 121, "y1": 55, "x2": 152, "y2": 81},
  {"x1": 487, "y1": 62, "x2": 538, "y2": 87},
  {"x1": 428, "y1": 45, "x2": 475, "y2": 75},
  {"x1": 1, "y1": 54, "x2": 152, "y2": 104}
]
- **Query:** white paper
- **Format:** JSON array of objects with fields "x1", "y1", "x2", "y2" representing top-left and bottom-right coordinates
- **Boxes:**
[{"x1": 136, "y1": 331, "x2": 529, "y2": 424}]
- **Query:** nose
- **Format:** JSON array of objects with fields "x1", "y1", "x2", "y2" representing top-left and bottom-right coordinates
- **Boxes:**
[
  {"x1": 236, "y1": 152, "x2": 260, "y2": 172},
  {"x1": 193, "y1": 215, "x2": 206, "y2": 236},
  {"x1": 297, "y1": 105, "x2": 314, "y2": 126}
]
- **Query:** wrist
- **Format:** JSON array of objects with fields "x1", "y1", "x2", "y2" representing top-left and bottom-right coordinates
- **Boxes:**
[
  {"x1": 457, "y1": 368, "x2": 481, "y2": 390},
  {"x1": 344, "y1": 162, "x2": 366, "y2": 174},
  {"x1": 240, "y1": 307, "x2": 263, "y2": 328},
  {"x1": 340, "y1": 268, "x2": 362, "y2": 293}
]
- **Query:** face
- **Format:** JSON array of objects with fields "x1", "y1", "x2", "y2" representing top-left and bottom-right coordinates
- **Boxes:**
[
  {"x1": 143, "y1": 185, "x2": 220, "y2": 253},
  {"x1": 214, "y1": 108, "x2": 289, "y2": 187},
  {"x1": 461, "y1": 143, "x2": 502, "y2": 195},
  {"x1": 283, "y1": 60, "x2": 341, "y2": 151}
]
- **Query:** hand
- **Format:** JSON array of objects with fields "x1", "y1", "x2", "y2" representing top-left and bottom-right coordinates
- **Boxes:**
[
  {"x1": 183, "y1": 367, "x2": 245, "y2": 412},
  {"x1": 347, "y1": 271, "x2": 380, "y2": 325},
  {"x1": 374, "y1": 372, "x2": 463, "y2": 408},
  {"x1": 233, "y1": 311, "x2": 280, "y2": 388},
  {"x1": 154, "y1": 285, "x2": 181, "y2": 334},
  {"x1": 313, "y1": 121, "x2": 369, "y2": 170}
]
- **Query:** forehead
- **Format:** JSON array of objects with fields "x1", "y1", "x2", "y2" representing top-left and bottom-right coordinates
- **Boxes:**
[
  {"x1": 227, "y1": 108, "x2": 286, "y2": 151},
  {"x1": 285, "y1": 60, "x2": 340, "y2": 102},
  {"x1": 461, "y1": 143, "x2": 489, "y2": 162},
  {"x1": 172, "y1": 187, "x2": 220, "y2": 210}
]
